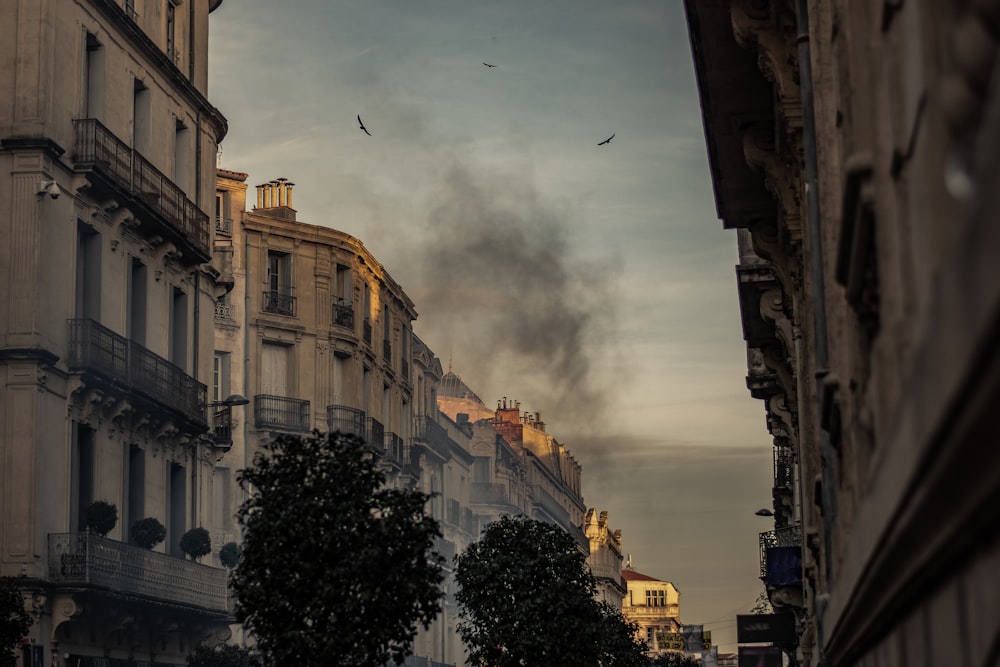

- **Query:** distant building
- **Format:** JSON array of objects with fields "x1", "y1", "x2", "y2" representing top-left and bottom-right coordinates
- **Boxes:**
[
  {"x1": 684, "y1": 1, "x2": 1000, "y2": 664},
  {"x1": 622, "y1": 565, "x2": 682, "y2": 655},
  {"x1": 0, "y1": 0, "x2": 230, "y2": 664},
  {"x1": 584, "y1": 509, "x2": 626, "y2": 607}
]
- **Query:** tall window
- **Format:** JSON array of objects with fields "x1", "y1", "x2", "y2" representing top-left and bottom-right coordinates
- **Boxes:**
[
  {"x1": 70, "y1": 423, "x2": 96, "y2": 531},
  {"x1": 76, "y1": 222, "x2": 101, "y2": 320},
  {"x1": 127, "y1": 445, "x2": 145, "y2": 531},
  {"x1": 84, "y1": 33, "x2": 105, "y2": 119},
  {"x1": 213, "y1": 352, "x2": 231, "y2": 402},
  {"x1": 128, "y1": 257, "x2": 147, "y2": 344},
  {"x1": 264, "y1": 250, "x2": 294, "y2": 315},
  {"x1": 168, "y1": 463, "x2": 186, "y2": 557},
  {"x1": 124, "y1": 0, "x2": 136, "y2": 20},
  {"x1": 473, "y1": 457, "x2": 491, "y2": 483},
  {"x1": 173, "y1": 118, "x2": 190, "y2": 195},
  {"x1": 132, "y1": 79, "x2": 151, "y2": 155},
  {"x1": 170, "y1": 286, "x2": 188, "y2": 370}
]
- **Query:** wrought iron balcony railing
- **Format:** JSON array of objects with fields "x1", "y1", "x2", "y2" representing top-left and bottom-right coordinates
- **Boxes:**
[
  {"x1": 759, "y1": 524, "x2": 803, "y2": 586},
  {"x1": 367, "y1": 417, "x2": 384, "y2": 448},
  {"x1": 215, "y1": 216, "x2": 233, "y2": 236},
  {"x1": 327, "y1": 405, "x2": 366, "y2": 437},
  {"x1": 212, "y1": 406, "x2": 233, "y2": 448},
  {"x1": 72, "y1": 119, "x2": 210, "y2": 259},
  {"x1": 262, "y1": 290, "x2": 296, "y2": 316},
  {"x1": 333, "y1": 302, "x2": 354, "y2": 329},
  {"x1": 383, "y1": 432, "x2": 405, "y2": 466},
  {"x1": 48, "y1": 533, "x2": 229, "y2": 613},
  {"x1": 214, "y1": 301, "x2": 235, "y2": 321},
  {"x1": 67, "y1": 319, "x2": 206, "y2": 425},
  {"x1": 254, "y1": 394, "x2": 310, "y2": 431}
]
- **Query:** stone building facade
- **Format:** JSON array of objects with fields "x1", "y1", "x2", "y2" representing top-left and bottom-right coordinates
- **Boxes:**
[
  {"x1": 685, "y1": 1, "x2": 1000, "y2": 665},
  {"x1": 621, "y1": 566, "x2": 682, "y2": 655},
  {"x1": 0, "y1": 0, "x2": 231, "y2": 664},
  {"x1": 584, "y1": 509, "x2": 626, "y2": 608}
]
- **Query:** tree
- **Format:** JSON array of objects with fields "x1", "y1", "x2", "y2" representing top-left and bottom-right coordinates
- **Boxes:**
[
  {"x1": 186, "y1": 644, "x2": 260, "y2": 667},
  {"x1": 231, "y1": 431, "x2": 444, "y2": 667},
  {"x1": 180, "y1": 527, "x2": 212, "y2": 561},
  {"x1": 83, "y1": 500, "x2": 118, "y2": 536},
  {"x1": 0, "y1": 577, "x2": 31, "y2": 667},
  {"x1": 596, "y1": 602, "x2": 650, "y2": 667},
  {"x1": 650, "y1": 652, "x2": 702, "y2": 667},
  {"x1": 454, "y1": 515, "x2": 607, "y2": 667},
  {"x1": 130, "y1": 517, "x2": 166, "y2": 549}
]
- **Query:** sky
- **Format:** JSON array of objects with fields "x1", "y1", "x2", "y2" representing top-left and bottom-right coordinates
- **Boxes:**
[{"x1": 208, "y1": 0, "x2": 774, "y2": 651}]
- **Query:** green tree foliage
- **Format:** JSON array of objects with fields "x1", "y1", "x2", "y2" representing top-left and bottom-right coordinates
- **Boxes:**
[
  {"x1": 596, "y1": 602, "x2": 650, "y2": 667},
  {"x1": 186, "y1": 644, "x2": 260, "y2": 667},
  {"x1": 0, "y1": 577, "x2": 31, "y2": 667},
  {"x1": 130, "y1": 517, "x2": 166, "y2": 549},
  {"x1": 650, "y1": 652, "x2": 702, "y2": 667},
  {"x1": 231, "y1": 431, "x2": 444, "y2": 667},
  {"x1": 456, "y1": 515, "x2": 637, "y2": 667},
  {"x1": 218, "y1": 542, "x2": 241, "y2": 569},
  {"x1": 83, "y1": 500, "x2": 118, "y2": 536},
  {"x1": 179, "y1": 527, "x2": 212, "y2": 561}
]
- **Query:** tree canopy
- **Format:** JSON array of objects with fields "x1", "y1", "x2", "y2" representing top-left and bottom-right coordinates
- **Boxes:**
[
  {"x1": 231, "y1": 430, "x2": 445, "y2": 666},
  {"x1": 186, "y1": 644, "x2": 260, "y2": 667},
  {"x1": 0, "y1": 577, "x2": 31, "y2": 667},
  {"x1": 454, "y1": 515, "x2": 647, "y2": 667}
]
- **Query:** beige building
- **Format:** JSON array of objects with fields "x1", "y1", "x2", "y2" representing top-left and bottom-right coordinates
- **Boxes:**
[
  {"x1": 0, "y1": 0, "x2": 231, "y2": 665},
  {"x1": 621, "y1": 566, "x2": 682, "y2": 654},
  {"x1": 584, "y1": 509, "x2": 626, "y2": 608},
  {"x1": 685, "y1": 1, "x2": 1000, "y2": 665}
]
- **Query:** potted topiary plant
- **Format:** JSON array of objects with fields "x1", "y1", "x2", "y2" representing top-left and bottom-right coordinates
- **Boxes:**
[
  {"x1": 219, "y1": 541, "x2": 242, "y2": 569},
  {"x1": 130, "y1": 517, "x2": 166, "y2": 549},
  {"x1": 83, "y1": 500, "x2": 118, "y2": 537},
  {"x1": 180, "y1": 527, "x2": 212, "y2": 561}
]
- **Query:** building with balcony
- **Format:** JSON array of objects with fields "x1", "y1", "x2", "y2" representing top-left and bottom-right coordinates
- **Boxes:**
[
  {"x1": 621, "y1": 565, "x2": 682, "y2": 655},
  {"x1": 685, "y1": 1, "x2": 1000, "y2": 665},
  {"x1": 0, "y1": 0, "x2": 231, "y2": 664}
]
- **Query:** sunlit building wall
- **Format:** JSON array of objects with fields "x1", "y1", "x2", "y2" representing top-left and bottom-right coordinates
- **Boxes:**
[
  {"x1": 584, "y1": 509, "x2": 626, "y2": 607},
  {"x1": 621, "y1": 567, "x2": 682, "y2": 655},
  {"x1": 0, "y1": 0, "x2": 231, "y2": 664}
]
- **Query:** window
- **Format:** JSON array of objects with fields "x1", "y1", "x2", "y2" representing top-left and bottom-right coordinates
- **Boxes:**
[
  {"x1": 213, "y1": 352, "x2": 231, "y2": 402},
  {"x1": 170, "y1": 286, "x2": 188, "y2": 370},
  {"x1": 128, "y1": 257, "x2": 147, "y2": 344},
  {"x1": 84, "y1": 33, "x2": 105, "y2": 119},
  {"x1": 132, "y1": 79, "x2": 150, "y2": 155},
  {"x1": 71, "y1": 422, "x2": 96, "y2": 531},
  {"x1": 166, "y1": 1, "x2": 176, "y2": 61},
  {"x1": 264, "y1": 251, "x2": 295, "y2": 315},
  {"x1": 168, "y1": 463, "x2": 186, "y2": 557},
  {"x1": 124, "y1": 0, "x2": 137, "y2": 21},
  {"x1": 127, "y1": 445, "x2": 145, "y2": 531},
  {"x1": 473, "y1": 457, "x2": 491, "y2": 483},
  {"x1": 76, "y1": 222, "x2": 101, "y2": 320},
  {"x1": 173, "y1": 118, "x2": 190, "y2": 195}
]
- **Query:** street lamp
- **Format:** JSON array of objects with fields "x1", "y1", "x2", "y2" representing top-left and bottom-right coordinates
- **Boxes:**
[
  {"x1": 755, "y1": 508, "x2": 775, "y2": 517},
  {"x1": 210, "y1": 394, "x2": 249, "y2": 450}
]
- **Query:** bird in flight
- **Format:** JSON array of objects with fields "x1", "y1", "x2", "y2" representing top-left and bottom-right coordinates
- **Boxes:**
[
  {"x1": 483, "y1": 62, "x2": 497, "y2": 68},
  {"x1": 597, "y1": 133, "x2": 615, "y2": 146},
  {"x1": 357, "y1": 114, "x2": 371, "y2": 136}
]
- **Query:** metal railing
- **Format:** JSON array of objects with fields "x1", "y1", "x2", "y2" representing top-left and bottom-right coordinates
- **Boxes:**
[
  {"x1": 759, "y1": 524, "x2": 802, "y2": 582},
  {"x1": 262, "y1": 290, "x2": 296, "y2": 316},
  {"x1": 384, "y1": 432, "x2": 406, "y2": 466},
  {"x1": 215, "y1": 216, "x2": 233, "y2": 236},
  {"x1": 73, "y1": 119, "x2": 209, "y2": 257},
  {"x1": 214, "y1": 301, "x2": 235, "y2": 321},
  {"x1": 367, "y1": 417, "x2": 384, "y2": 448},
  {"x1": 212, "y1": 406, "x2": 233, "y2": 446},
  {"x1": 333, "y1": 303, "x2": 354, "y2": 328},
  {"x1": 254, "y1": 394, "x2": 310, "y2": 431},
  {"x1": 67, "y1": 319, "x2": 206, "y2": 425},
  {"x1": 48, "y1": 533, "x2": 229, "y2": 612},
  {"x1": 327, "y1": 405, "x2": 366, "y2": 437}
]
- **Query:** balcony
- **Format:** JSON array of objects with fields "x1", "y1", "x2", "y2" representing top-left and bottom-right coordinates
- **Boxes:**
[
  {"x1": 760, "y1": 524, "x2": 803, "y2": 587},
  {"x1": 254, "y1": 394, "x2": 310, "y2": 432},
  {"x1": 366, "y1": 417, "x2": 384, "y2": 448},
  {"x1": 327, "y1": 405, "x2": 366, "y2": 437},
  {"x1": 384, "y1": 432, "x2": 406, "y2": 467},
  {"x1": 215, "y1": 216, "x2": 233, "y2": 236},
  {"x1": 72, "y1": 119, "x2": 210, "y2": 262},
  {"x1": 471, "y1": 482, "x2": 509, "y2": 505},
  {"x1": 333, "y1": 302, "x2": 354, "y2": 329},
  {"x1": 67, "y1": 319, "x2": 206, "y2": 427},
  {"x1": 262, "y1": 290, "x2": 296, "y2": 317},
  {"x1": 212, "y1": 406, "x2": 233, "y2": 448},
  {"x1": 48, "y1": 533, "x2": 229, "y2": 614},
  {"x1": 214, "y1": 301, "x2": 235, "y2": 322}
]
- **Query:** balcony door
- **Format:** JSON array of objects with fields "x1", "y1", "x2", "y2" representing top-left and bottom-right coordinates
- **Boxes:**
[{"x1": 260, "y1": 342, "x2": 291, "y2": 428}]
